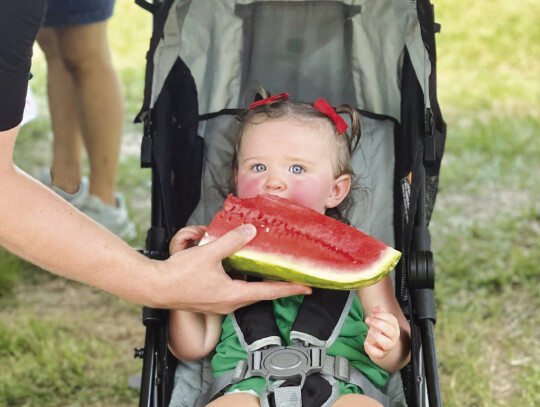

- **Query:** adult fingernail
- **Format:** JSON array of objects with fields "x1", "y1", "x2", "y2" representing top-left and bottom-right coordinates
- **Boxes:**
[{"x1": 242, "y1": 224, "x2": 256, "y2": 237}]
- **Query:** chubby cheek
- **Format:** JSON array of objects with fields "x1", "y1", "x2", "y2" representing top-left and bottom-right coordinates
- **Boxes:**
[
  {"x1": 236, "y1": 173, "x2": 263, "y2": 199},
  {"x1": 286, "y1": 178, "x2": 328, "y2": 212}
]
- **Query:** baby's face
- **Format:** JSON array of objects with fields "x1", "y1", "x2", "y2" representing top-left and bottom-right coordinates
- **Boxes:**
[{"x1": 236, "y1": 118, "x2": 344, "y2": 213}]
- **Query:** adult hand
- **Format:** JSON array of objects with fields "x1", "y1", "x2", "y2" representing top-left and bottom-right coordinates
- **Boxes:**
[{"x1": 151, "y1": 224, "x2": 311, "y2": 313}]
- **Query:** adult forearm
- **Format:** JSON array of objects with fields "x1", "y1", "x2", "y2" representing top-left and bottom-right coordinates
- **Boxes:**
[
  {"x1": 0, "y1": 156, "x2": 156, "y2": 305},
  {"x1": 1, "y1": 127, "x2": 311, "y2": 312}
]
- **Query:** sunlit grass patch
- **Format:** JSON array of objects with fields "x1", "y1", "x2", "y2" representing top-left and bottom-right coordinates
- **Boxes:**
[{"x1": 436, "y1": 0, "x2": 540, "y2": 113}]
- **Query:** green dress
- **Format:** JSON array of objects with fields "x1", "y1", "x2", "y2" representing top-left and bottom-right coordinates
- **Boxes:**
[{"x1": 212, "y1": 294, "x2": 389, "y2": 396}]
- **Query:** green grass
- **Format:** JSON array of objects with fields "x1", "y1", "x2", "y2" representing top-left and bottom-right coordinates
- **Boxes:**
[
  {"x1": 430, "y1": 1, "x2": 540, "y2": 405},
  {"x1": 0, "y1": 253, "x2": 23, "y2": 297},
  {"x1": 431, "y1": 118, "x2": 540, "y2": 406},
  {"x1": 0, "y1": 318, "x2": 138, "y2": 406},
  {"x1": 437, "y1": 115, "x2": 540, "y2": 194},
  {"x1": 1, "y1": 0, "x2": 540, "y2": 406},
  {"x1": 436, "y1": 0, "x2": 540, "y2": 113}
]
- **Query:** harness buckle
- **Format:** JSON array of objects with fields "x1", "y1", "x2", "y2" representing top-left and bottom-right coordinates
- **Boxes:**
[{"x1": 247, "y1": 343, "x2": 326, "y2": 388}]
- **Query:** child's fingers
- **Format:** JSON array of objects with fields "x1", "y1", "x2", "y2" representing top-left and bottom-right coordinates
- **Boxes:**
[
  {"x1": 170, "y1": 226, "x2": 207, "y2": 253},
  {"x1": 183, "y1": 225, "x2": 207, "y2": 237},
  {"x1": 364, "y1": 337, "x2": 384, "y2": 359},
  {"x1": 366, "y1": 327, "x2": 396, "y2": 352},
  {"x1": 365, "y1": 316, "x2": 398, "y2": 339},
  {"x1": 169, "y1": 232, "x2": 193, "y2": 252}
]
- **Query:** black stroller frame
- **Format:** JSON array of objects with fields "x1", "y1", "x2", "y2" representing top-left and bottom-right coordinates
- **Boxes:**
[{"x1": 133, "y1": 1, "x2": 446, "y2": 406}]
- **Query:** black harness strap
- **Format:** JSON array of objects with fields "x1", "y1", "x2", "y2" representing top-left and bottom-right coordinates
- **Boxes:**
[
  {"x1": 230, "y1": 289, "x2": 350, "y2": 406},
  {"x1": 234, "y1": 300, "x2": 282, "y2": 346},
  {"x1": 291, "y1": 288, "x2": 351, "y2": 344},
  {"x1": 268, "y1": 375, "x2": 335, "y2": 407},
  {"x1": 234, "y1": 288, "x2": 350, "y2": 347}
]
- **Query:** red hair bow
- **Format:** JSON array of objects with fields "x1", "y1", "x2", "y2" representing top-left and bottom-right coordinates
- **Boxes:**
[
  {"x1": 249, "y1": 92, "x2": 290, "y2": 109},
  {"x1": 313, "y1": 98, "x2": 348, "y2": 134}
]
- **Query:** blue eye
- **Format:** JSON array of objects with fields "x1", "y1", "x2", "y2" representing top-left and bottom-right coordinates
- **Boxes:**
[
  {"x1": 252, "y1": 164, "x2": 266, "y2": 172},
  {"x1": 289, "y1": 165, "x2": 305, "y2": 174}
]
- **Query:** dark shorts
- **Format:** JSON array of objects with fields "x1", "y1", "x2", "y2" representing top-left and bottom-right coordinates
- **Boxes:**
[{"x1": 43, "y1": 0, "x2": 116, "y2": 27}]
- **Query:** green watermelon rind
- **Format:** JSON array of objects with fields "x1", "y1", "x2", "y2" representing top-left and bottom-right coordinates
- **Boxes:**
[{"x1": 221, "y1": 246, "x2": 402, "y2": 290}]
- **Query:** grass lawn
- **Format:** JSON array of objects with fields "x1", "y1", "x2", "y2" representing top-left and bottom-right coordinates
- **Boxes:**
[{"x1": 1, "y1": 0, "x2": 539, "y2": 406}]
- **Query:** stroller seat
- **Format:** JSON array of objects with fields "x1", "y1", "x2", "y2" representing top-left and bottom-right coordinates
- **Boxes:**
[{"x1": 135, "y1": 1, "x2": 446, "y2": 406}]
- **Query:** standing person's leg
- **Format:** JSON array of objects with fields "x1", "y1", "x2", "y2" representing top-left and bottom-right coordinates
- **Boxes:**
[
  {"x1": 54, "y1": 20, "x2": 124, "y2": 207},
  {"x1": 36, "y1": 27, "x2": 84, "y2": 195},
  {"x1": 35, "y1": 0, "x2": 135, "y2": 239}
]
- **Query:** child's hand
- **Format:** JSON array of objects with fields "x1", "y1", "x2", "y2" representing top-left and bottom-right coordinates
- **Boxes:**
[
  {"x1": 364, "y1": 306, "x2": 400, "y2": 361},
  {"x1": 169, "y1": 225, "x2": 207, "y2": 254}
]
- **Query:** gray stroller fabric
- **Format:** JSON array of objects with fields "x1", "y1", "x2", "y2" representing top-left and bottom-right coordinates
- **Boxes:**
[
  {"x1": 149, "y1": 0, "x2": 431, "y2": 121},
  {"x1": 170, "y1": 359, "x2": 214, "y2": 407}
]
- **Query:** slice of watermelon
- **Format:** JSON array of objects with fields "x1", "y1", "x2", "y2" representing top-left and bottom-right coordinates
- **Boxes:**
[{"x1": 199, "y1": 194, "x2": 401, "y2": 290}]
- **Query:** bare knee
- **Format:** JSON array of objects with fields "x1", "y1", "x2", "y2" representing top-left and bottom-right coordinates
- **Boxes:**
[
  {"x1": 36, "y1": 28, "x2": 62, "y2": 62},
  {"x1": 54, "y1": 23, "x2": 113, "y2": 77},
  {"x1": 332, "y1": 393, "x2": 384, "y2": 407}
]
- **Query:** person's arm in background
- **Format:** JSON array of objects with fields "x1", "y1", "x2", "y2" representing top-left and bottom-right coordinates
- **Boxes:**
[{"x1": 0, "y1": 0, "x2": 311, "y2": 314}]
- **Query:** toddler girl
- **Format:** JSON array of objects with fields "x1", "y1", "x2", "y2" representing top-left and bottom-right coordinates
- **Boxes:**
[{"x1": 168, "y1": 93, "x2": 410, "y2": 407}]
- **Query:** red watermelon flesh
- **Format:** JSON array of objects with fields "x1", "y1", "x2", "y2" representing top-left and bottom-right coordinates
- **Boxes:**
[{"x1": 199, "y1": 194, "x2": 401, "y2": 290}]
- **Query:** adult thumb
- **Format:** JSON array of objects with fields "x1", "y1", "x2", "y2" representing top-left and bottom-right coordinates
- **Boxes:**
[{"x1": 205, "y1": 224, "x2": 257, "y2": 261}]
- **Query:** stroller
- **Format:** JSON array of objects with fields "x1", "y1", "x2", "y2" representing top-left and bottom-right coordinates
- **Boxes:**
[{"x1": 133, "y1": 0, "x2": 446, "y2": 406}]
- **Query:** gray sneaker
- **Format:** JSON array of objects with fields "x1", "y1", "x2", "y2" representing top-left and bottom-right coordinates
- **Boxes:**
[
  {"x1": 78, "y1": 193, "x2": 137, "y2": 240},
  {"x1": 38, "y1": 169, "x2": 89, "y2": 207}
]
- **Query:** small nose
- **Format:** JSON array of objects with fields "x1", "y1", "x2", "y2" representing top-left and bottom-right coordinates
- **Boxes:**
[{"x1": 264, "y1": 172, "x2": 286, "y2": 191}]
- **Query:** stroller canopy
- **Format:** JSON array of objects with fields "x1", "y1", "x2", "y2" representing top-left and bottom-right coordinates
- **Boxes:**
[{"x1": 141, "y1": 0, "x2": 433, "y2": 123}]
